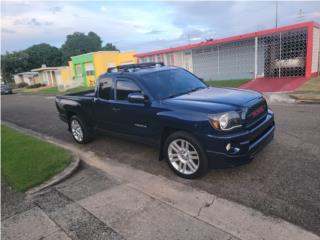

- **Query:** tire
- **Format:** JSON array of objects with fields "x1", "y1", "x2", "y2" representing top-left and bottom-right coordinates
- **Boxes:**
[
  {"x1": 164, "y1": 131, "x2": 208, "y2": 179},
  {"x1": 69, "y1": 115, "x2": 93, "y2": 144}
]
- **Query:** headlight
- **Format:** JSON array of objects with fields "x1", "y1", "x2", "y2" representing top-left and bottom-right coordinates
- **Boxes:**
[{"x1": 208, "y1": 111, "x2": 242, "y2": 131}]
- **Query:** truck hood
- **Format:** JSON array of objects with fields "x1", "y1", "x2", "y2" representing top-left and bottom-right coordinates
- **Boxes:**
[{"x1": 163, "y1": 87, "x2": 263, "y2": 113}]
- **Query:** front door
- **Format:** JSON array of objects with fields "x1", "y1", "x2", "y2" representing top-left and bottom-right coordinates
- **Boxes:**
[{"x1": 112, "y1": 77, "x2": 155, "y2": 141}]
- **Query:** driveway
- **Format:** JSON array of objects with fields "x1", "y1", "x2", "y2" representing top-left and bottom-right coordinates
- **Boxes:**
[{"x1": 2, "y1": 94, "x2": 320, "y2": 235}]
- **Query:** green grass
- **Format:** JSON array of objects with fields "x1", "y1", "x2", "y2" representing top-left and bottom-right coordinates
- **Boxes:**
[
  {"x1": 289, "y1": 76, "x2": 320, "y2": 102},
  {"x1": 1, "y1": 125, "x2": 72, "y2": 192},
  {"x1": 206, "y1": 79, "x2": 250, "y2": 88},
  {"x1": 22, "y1": 86, "x2": 94, "y2": 96}
]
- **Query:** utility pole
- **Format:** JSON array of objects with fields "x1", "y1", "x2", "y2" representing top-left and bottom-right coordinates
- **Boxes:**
[{"x1": 275, "y1": 0, "x2": 278, "y2": 28}]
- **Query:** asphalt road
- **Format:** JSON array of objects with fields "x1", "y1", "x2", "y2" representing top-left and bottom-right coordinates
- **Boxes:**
[{"x1": 2, "y1": 94, "x2": 320, "y2": 235}]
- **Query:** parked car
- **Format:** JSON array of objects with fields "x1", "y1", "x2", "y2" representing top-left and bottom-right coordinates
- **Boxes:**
[
  {"x1": 1, "y1": 84, "x2": 13, "y2": 95},
  {"x1": 56, "y1": 63, "x2": 275, "y2": 178}
]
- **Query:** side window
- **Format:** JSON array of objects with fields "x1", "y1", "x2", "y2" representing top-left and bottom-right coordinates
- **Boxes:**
[
  {"x1": 116, "y1": 79, "x2": 141, "y2": 101},
  {"x1": 99, "y1": 77, "x2": 113, "y2": 100}
]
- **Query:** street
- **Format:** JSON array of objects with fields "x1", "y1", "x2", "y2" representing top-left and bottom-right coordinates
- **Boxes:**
[{"x1": 2, "y1": 93, "x2": 320, "y2": 235}]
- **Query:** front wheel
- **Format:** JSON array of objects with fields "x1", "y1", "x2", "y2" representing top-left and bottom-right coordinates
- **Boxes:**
[
  {"x1": 69, "y1": 116, "x2": 93, "y2": 144},
  {"x1": 164, "y1": 131, "x2": 208, "y2": 179}
]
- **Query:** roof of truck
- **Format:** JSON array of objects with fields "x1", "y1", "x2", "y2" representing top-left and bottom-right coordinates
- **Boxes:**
[{"x1": 99, "y1": 64, "x2": 178, "y2": 79}]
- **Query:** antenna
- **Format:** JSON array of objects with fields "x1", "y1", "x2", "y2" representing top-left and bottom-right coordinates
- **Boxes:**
[
  {"x1": 297, "y1": 9, "x2": 305, "y2": 22},
  {"x1": 275, "y1": 0, "x2": 278, "y2": 28}
]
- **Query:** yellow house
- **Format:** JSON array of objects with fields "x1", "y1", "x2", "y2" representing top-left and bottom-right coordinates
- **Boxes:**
[{"x1": 70, "y1": 51, "x2": 137, "y2": 87}]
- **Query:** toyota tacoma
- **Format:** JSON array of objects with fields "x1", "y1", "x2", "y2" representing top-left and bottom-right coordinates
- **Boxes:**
[{"x1": 56, "y1": 63, "x2": 274, "y2": 178}]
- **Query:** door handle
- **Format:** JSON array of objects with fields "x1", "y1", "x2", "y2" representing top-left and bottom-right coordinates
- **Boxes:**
[{"x1": 112, "y1": 107, "x2": 120, "y2": 112}]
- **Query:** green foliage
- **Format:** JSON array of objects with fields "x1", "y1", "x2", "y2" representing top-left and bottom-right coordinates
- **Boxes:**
[
  {"x1": 16, "y1": 82, "x2": 29, "y2": 88},
  {"x1": 1, "y1": 51, "x2": 30, "y2": 82},
  {"x1": 25, "y1": 43, "x2": 62, "y2": 67},
  {"x1": 22, "y1": 85, "x2": 94, "y2": 95},
  {"x1": 61, "y1": 32, "x2": 103, "y2": 64},
  {"x1": 1, "y1": 43, "x2": 62, "y2": 83},
  {"x1": 1, "y1": 125, "x2": 72, "y2": 192},
  {"x1": 1, "y1": 31, "x2": 118, "y2": 82},
  {"x1": 26, "y1": 83, "x2": 46, "y2": 89},
  {"x1": 206, "y1": 79, "x2": 250, "y2": 88},
  {"x1": 101, "y1": 43, "x2": 118, "y2": 51}
]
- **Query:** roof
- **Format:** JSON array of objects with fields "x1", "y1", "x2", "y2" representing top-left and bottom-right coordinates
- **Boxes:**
[
  {"x1": 31, "y1": 66, "x2": 66, "y2": 72},
  {"x1": 70, "y1": 50, "x2": 120, "y2": 59},
  {"x1": 136, "y1": 21, "x2": 320, "y2": 57},
  {"x1": 14, "y1": 72, "x2": 38, "y2": 76}
]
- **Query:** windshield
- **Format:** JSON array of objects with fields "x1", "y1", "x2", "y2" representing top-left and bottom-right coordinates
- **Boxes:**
[{"x1": 141, "y1": 68, "x2": 207, "y2": 99}]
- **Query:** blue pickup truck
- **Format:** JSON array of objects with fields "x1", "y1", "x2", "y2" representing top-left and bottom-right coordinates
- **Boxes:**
[{"x1": 56, "y1": 63, "x2": 274, "y2": 178}]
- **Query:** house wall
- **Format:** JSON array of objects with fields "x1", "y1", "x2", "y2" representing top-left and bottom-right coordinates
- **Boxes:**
[
  {"x1": 312, "y1": 26, "x2": 320, "y2": 74},
  {"x1": 14, "y1": 75, "x2": 24, "y2": 84},
  {"x1": 70, "y1": 51, "x2": 137, "y2": 87},
  {"x1": 192, "y1": 39, "x2": 255, "y2": 80},
  {"x1": 71, "y1": 53, "x2": 94, "y2": 87}
]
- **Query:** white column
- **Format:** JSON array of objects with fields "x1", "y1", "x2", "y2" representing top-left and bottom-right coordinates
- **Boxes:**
[
  {"x1": 279, "y1": 32, "x2": 282, "y2": 78},
  {"x1": 254, "y1": 36, "x2": 258, "y2": 79}
]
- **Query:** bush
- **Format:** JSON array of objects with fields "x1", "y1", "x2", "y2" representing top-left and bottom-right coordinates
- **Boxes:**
[
  {"x1": 26, "y1": 83, "x2": 46, "y2": 89},
  {"x1": 16, "y1": 82, "x2": 29, "y2": 88}
]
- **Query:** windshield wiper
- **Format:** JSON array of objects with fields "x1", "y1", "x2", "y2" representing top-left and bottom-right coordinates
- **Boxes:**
[
  {"x1": 162, "y1": 86, "x2": 207, "y2": 100},
  {"x1": 189, "y1": 86, "x2": 207, "y2": 93},
  {"x1": 162, "y1": 90, "x2": 191, "y2": 100}
]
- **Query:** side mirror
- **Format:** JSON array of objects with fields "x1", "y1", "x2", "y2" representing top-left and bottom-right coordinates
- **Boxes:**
[{"x1": 128, "y1": 92, "x2": 148, "y2": 104}]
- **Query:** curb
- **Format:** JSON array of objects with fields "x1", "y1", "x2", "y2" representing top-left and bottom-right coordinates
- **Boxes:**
[
  {"x1": 2, "y1": 122, "x2": 320, "y2": 240},
  {"x1": 26, "y1": 153, "x2": 80, "y2": 195},
  {"x1": 263, "y1": 93, "x2": 296, "y2": 104},
  {"x1": 2, "y1": 122, "x2": 81, "y2": 195}
]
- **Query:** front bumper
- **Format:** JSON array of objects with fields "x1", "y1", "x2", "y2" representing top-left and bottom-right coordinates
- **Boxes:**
[{"x1": 201, "y1": 111, "x2": 275, "y2": 168}]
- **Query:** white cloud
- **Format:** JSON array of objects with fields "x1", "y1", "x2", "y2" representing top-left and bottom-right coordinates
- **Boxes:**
[{"x1": 1, "y1": 1, "x2": 320, "y2": 54}]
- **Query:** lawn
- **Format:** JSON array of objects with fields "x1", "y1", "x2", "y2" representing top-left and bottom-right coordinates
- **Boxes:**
[
  {"x1": 206, "y1": 79, "x2": 250, "y2": 88},
  {"x1": 289, "y1": 76, "x2": 320, "y2": 102},
  {"x1": 1, "y1": 125, "x2": 72, "y2": 192},
  {"x1": 21, "y1": 86, "x2": 94, "y2": 95}
]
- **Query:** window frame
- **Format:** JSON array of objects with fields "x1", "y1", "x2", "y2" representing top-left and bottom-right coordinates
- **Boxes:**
[
  {"x1": 114, "y1": 77, "x2": 142, "y2": 102},
  {"x1": 97, "y1": 76, "x2": 114, "y2": 101}
]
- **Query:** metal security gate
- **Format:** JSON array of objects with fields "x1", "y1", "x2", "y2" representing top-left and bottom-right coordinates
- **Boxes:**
[{"x1": 258, "y1": 29, "x2": 307, "y2": 78}]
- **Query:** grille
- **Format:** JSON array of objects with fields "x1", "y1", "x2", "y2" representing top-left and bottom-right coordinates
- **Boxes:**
[{"x1": 245, "y1": 99, "x2": 268, "y2": 128}]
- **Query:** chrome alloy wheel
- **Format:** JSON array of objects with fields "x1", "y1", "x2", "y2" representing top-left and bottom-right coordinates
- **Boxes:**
[
  {"x1": 71, "y1": 119, "x2": 83, "y2": 142},
  {"x1": 168, "y1": 139, "x2": 200, "y2": 175}
]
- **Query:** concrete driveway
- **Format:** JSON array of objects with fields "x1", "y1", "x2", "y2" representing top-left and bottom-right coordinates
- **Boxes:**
[{"x1": 1, "y1": 94, "x2": 320, "y2": 235}]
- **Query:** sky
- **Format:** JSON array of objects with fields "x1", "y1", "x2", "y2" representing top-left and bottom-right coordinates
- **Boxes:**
[{"x1": 1, "y1": 1, "x2": 320, "y2": 54}]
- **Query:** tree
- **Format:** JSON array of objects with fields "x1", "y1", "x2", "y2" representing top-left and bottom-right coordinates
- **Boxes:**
[
  {"x1": 25, "y1": 43, "x2": 62, "y2": 68},
  {"x1": 60, "y1": 32, "x2": 102, "y2": 64},
  {"x1": 1, "y1": 51, "x2": 30, "y2": 83},
  {"x1": 101, "y1": 43, "x2": 118, "y2": 51},
  {"x1": 88, "y1": 31, "x2": 102, "y2": 50}
]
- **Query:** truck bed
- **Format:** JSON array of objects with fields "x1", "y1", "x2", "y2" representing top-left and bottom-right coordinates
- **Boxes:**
[
  {"x1": 56, "y1": 89, "x2": 95, "y2": 101},
  {"x1": 66, "y1": 89, "x2": 95, "y2": 97}
]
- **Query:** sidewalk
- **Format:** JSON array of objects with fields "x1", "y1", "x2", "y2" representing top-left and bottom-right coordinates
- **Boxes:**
[{"x1": 2, "y1": 123, "x2": 320, "y2": 240}]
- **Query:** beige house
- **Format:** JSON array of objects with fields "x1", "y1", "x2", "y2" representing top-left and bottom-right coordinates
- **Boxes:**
[
  {"x1": 31, "y1": 64, "x2": 62, "y2": 87},
  {"x1": 13, "y1": 72, "x2": 39, "y2": 85}
]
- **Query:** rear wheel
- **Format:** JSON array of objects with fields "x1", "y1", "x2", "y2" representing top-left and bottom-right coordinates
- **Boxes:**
[
  {"x1": 164, "y1": 131, "x2": 208, "y2": 179},
  {"x1": 69, "y1": 116, "x2": 93, "y2": 144}
]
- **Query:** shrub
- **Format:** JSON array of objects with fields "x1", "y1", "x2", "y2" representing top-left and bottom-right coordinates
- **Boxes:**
[
  {"x1": 16, "y1": 82, "x2": 29, "y2": 88},
  {"x1": 26, "y1": 83, "x2": 47, "y2": 89}
]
